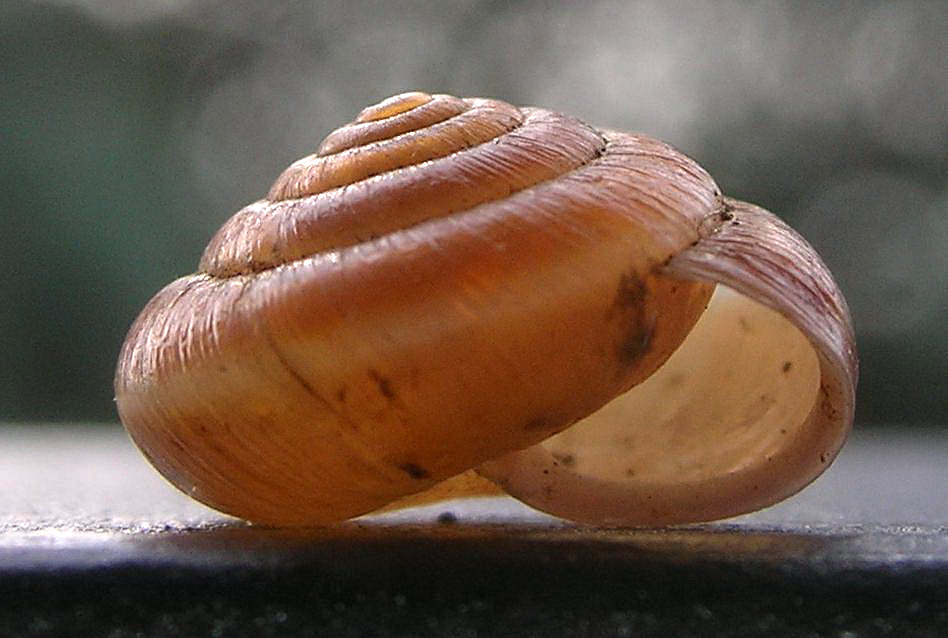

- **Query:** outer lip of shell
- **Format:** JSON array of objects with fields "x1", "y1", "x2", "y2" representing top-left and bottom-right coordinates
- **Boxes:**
[{"x1": 475, "y1": 199, "x2": 857, "y2": 526}]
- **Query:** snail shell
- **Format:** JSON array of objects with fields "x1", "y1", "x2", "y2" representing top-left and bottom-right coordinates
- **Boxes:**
[{"x1": 115, "y1": 92, "x2": 857, "y2": 526}]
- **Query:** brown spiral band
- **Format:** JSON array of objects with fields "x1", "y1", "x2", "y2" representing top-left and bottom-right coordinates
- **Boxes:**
[{"x1": 202, "y1": 96, "x2": 719, "y2": 278}]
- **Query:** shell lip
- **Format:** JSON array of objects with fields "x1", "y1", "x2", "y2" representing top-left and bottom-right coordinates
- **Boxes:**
[{"x1": 476, "y1": 200, "x2": 857, "y2": 526}]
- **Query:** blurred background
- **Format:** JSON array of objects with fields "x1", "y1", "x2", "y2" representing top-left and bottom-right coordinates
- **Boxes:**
[{"x1": 1, "y1": 0, "x2": 945, "y2": 426}]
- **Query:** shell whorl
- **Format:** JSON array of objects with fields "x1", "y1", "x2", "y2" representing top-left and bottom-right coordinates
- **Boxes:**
[{"x1": 199, "y1": 92, "x2": 719, "y2": 277}]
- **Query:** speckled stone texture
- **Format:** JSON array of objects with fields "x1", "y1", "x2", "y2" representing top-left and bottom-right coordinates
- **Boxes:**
[{"x1": 0, "y1": 426, "x2": 945, "y2": 637}]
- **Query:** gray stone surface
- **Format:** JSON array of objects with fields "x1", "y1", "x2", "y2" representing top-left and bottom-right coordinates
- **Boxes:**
[{"x1": 0, "y1": 425, "x2": 945, "y2": 636}]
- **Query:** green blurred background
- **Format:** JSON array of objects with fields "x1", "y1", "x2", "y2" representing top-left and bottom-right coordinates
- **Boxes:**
[{"x1": 1, "y1": 0, "x2": 945, "y2": 425}]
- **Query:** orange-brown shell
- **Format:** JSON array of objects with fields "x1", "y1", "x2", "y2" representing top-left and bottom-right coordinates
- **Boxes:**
[{"x1": 115, "y1": 92, "x2": 856, "y2": 526}]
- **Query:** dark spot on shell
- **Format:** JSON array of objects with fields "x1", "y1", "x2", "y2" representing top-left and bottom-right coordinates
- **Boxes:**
[
  {"x1": 398, "y1": 462, "x2": 429, "y2": 479},
  {"x1": 610, "y1": 272, "x2": 654, "y2": 365},
  {"x1": 336, "y1": 386, "x2": 348, "y2": 403},
  {"x1": 551, "y1": 452, "x2": 576, "y2": 468},
  {"x1": 625, "y1": 468, "x2": 636, "y2": 477},
  {"x1": 613, "y1": 272, "x2": 648, "y2": 312},
  {"x1": 437, "y1": 511, "x2": 458, "y2": 524},
  {"x1": 738, "y1": 317, "x2": 751, "y2": 332},
  {"x1": 619, "y1": 327, "x2": 653, "y2": 364},
  {"x1": 782, "y1": 361, "x2": 793, "y2": 373},
  {"x1": 820, "y1": 453, "x2": 828, "y2": 463},
  {"x1": 368, "y1": 368, "x2": 396, "y2": 401}
]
